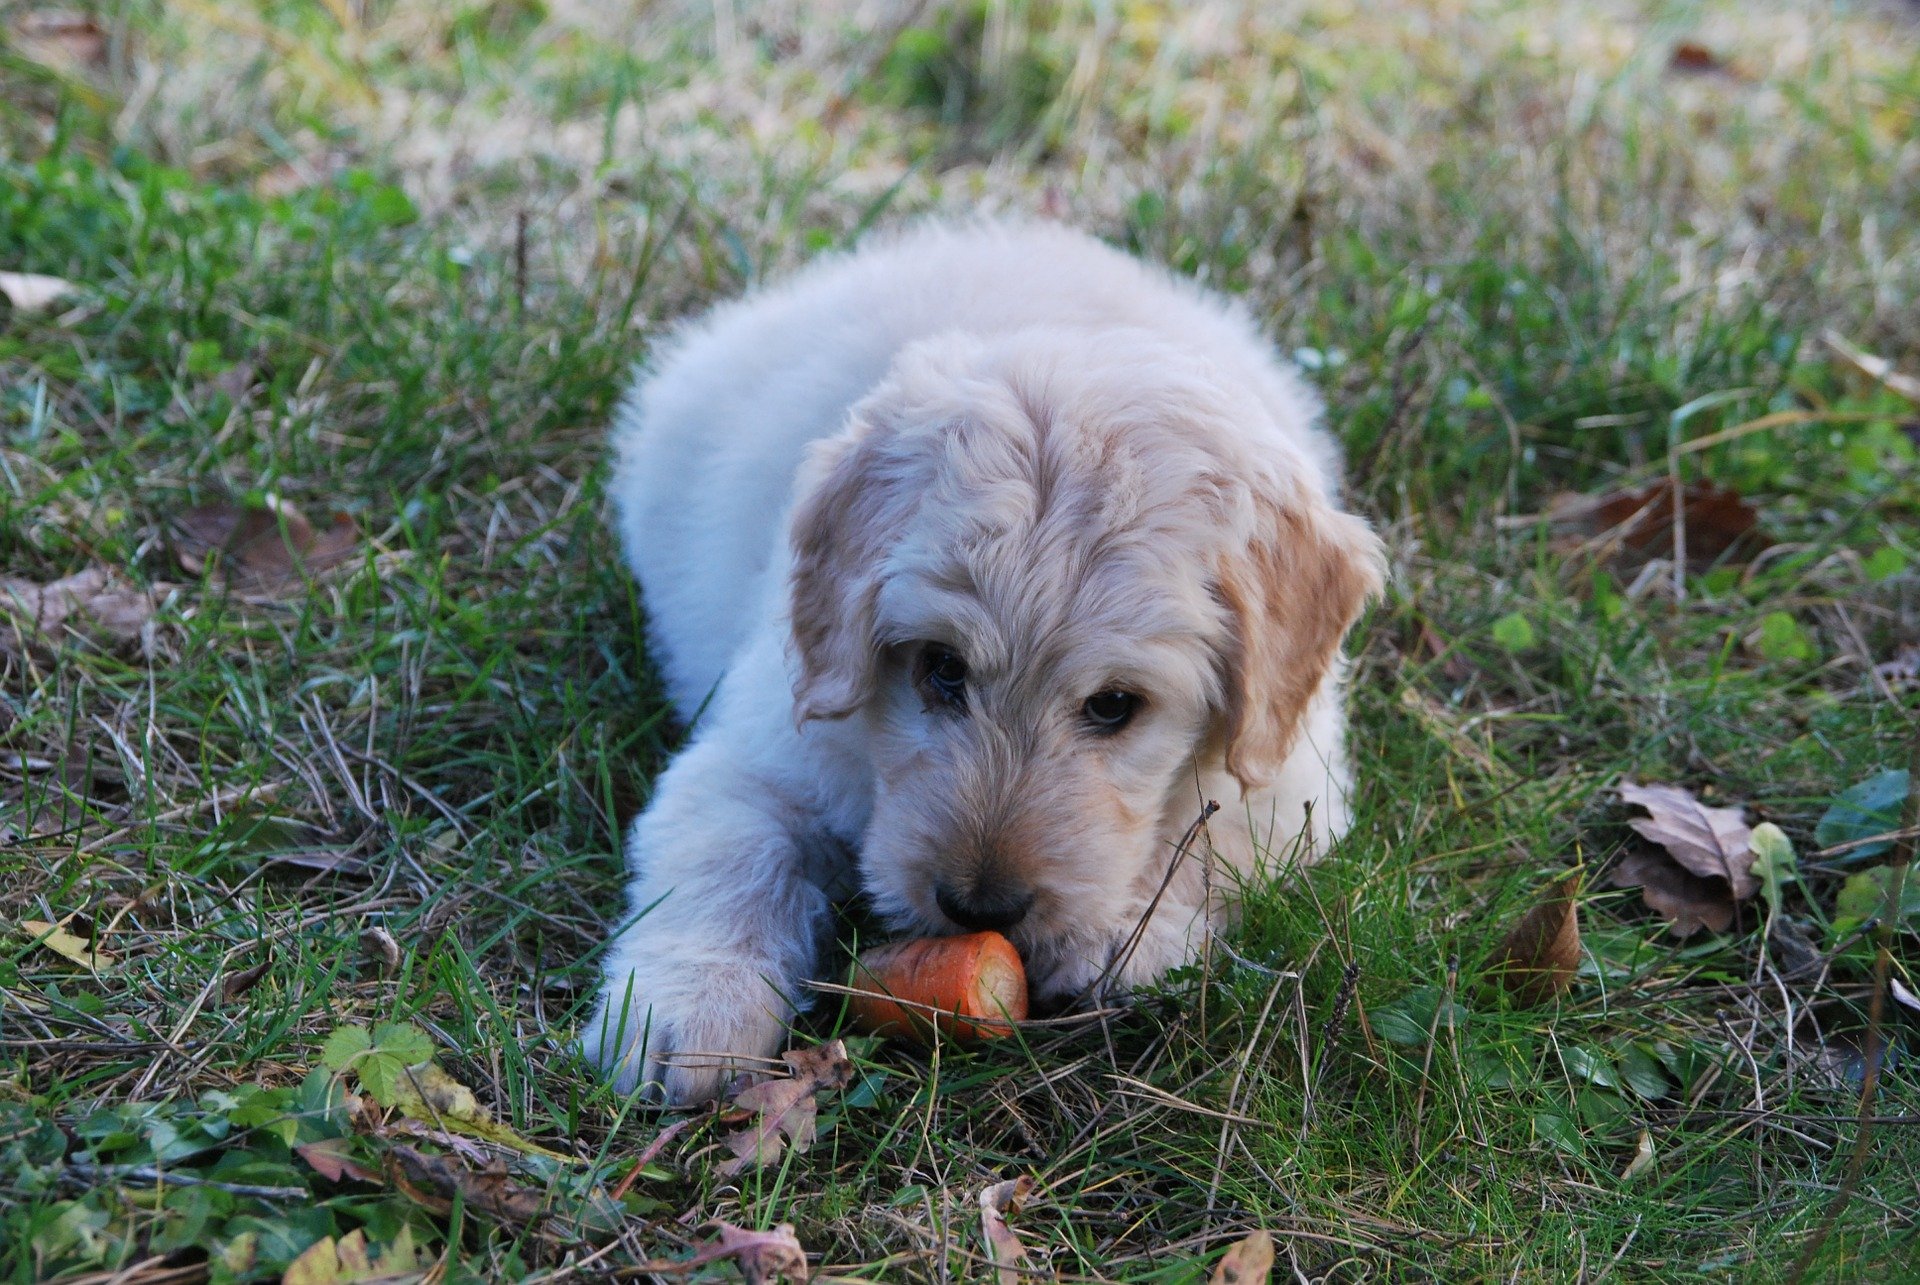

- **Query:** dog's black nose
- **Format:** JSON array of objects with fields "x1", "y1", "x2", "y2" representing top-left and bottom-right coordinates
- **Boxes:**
[{"x1": 936, "y1": 882, "x2": 1035, "y2": 933}]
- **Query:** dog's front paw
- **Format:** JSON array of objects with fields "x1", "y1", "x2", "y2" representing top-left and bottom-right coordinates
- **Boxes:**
[{"x1": 583, "y1": 961, "x2": 796, "y2": 1105}]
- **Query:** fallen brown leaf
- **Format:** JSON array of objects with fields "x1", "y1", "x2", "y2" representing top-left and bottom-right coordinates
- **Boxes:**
[
  {"x1": 1544, "y1": 480, "x2": 1767, "y2": 569},
  {"x1": 632, "y1": 1221, "x2": 811, "y2": 1283},
  {"x1": 979, "y1": 1175, "x2": 1035, "y2": 1285},
  {"x1": 1608, "y1": 781, "x2": 1756, "y2": 936},
  {"x1": 295, "y1": 1139, "x2": 383, "y2": 1186},
  {"x1": 1, "y1": 566, "x2": 163, "y2": 650},
  {"x1": 0, "y1": 270, "x2": 76, "y2": 313},
  {"x1": 709, "y1": 1222, "x2": 810, "y2": 1284},
  {"x1": 384, "y1": 1145, "x2": 548, "y2": 1226},
  {"x1": 1486, "y1": 872, "x2": 1583, "y2": 1005},
  {"x1": 1620, "y1": 1130, "x2": 1656, "y2": 1182},
  {"x1": 361, "y1": 924, "x2": 401, "y2": 970},
  {"x1": 11, "y1": 12, "x2": 108, "y2": 69},
  {"x1": 1211, "y1": 1229, "x2": 1275, "y2": 1284},
  {"x1": 171, "y1": 498, "x2": 360, "y2": 595},
  {"x1": 1619, "y1": 782, "x2": 1756, "y2": 896},
  {"x1": 717, "y1": 1039, "x2": 854, "y2": 1176},
  {"x1": 220, "y1": 958, "x2": 271, "y2": 1001},
  {"x1": 1668, "y1": 41, "x2": 1741, "y2": 77}
]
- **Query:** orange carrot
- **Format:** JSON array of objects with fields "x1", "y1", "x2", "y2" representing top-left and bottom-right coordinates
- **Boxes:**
[{"x1": 846, "y1": 931, "x2": 1029, "y2": 1043}]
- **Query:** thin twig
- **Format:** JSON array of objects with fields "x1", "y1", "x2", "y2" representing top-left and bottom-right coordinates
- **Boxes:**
[{"x1": 63, "y1": 1161, "x2": 306, "y2": 1200}]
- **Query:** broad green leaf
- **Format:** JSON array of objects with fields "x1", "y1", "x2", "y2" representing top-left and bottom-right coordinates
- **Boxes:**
[
  {"x1": 371, "y1": 1021, "x2": 434, "y2": 1067},
  {"x1": 1650, "y1": 1039, "x2": 1720, "y2": 1094},
  {"x1": 1831, "y1": 866, "x2": 1920, "y2": 944},
  {"x1": 356, "y1": 1052, "x2": 406, "y2": 1105},
  {"x1": 1617, "y1": 1043, "x2": 1671, "y2": 1101},
  {"x1": 1815, "y1": 770, "x2": 1909, "y2": 863},
  {"x1": 319, "y1": 1026, "x2": 371, "y2": 1072},
  {"x1": 1562, "y1": 1045, "x2": 1618, "y2": 1089},
  {"x1": 1753, "y1": 610, "x2": 1814, "y2": 662},
  {"x1": 1864, "y1": 546, "x2": 1908, "y2": 581},
  {"x1": 1491, "y1": 612, "x2": 1536, "y2": 651},
  {"x1": 1371, "y1": 986, "x2": 1469, "y2": 1046},
  {"x1": 1533, "y1": 1112, "x2": 1585, "y2": 1155}
]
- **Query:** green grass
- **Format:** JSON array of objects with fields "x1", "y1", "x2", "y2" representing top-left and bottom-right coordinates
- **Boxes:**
[{"x1": 3, "y1": 1, "x2": 1919, "y2": 1281}]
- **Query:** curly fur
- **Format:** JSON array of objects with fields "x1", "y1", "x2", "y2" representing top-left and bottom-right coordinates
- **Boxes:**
[{"x1": 582, "y1": 221, "x2": 1384, "y2": 1104}]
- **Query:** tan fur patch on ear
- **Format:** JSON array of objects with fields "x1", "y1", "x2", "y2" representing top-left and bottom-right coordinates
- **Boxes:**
[
  {"x1": 787, "y1": 426, "x2": 899, "y2": 722},
  {"x1": 1218, "y1": 497, "x2": 1384, "y2": 788}
]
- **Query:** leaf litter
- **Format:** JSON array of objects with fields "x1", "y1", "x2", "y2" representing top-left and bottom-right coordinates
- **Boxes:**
[
  {"x1": 0, "y1": 566, "x2": 165, "y2": 651},
  {"x1": 1607, "y1": 781, "x2": 1757, "y2": 936},
  {"x1": 282, "y1": 1225, "x2": 433, "y2": 1285},
  {"x1": 19, "y1": 917, "x2": 115, "y2": 970},
  {"x1": 171, "y1": 497, "x2": 361, "y2": 595},
  {"x1": 311, "y1": 1022, "x2": 622, "y2": 1241},
  {"x1": 1486, "y1": 871, "x2": 1583, "y2": 1005},
  {"x1": 717, "y1": 1039, "x2": 854, "y2": 1176},
  {"x1": 630, "y1": 1221, "x2": 811, "y2": 1283},
  {"x1": 979, "y1": 1174, "x2": 1036, "y2": 1285},
  {"x1": 1210, "y1": 1228, "x2": 1275, "y2": 1283},
  {"x1": 1542, "y1": 480, "x2": 1768, "y2": 570}
]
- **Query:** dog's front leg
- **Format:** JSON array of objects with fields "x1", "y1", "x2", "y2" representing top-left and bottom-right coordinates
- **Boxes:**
[{"x1": 583, "y1": 729, "x2": 834, "y2": 1105}]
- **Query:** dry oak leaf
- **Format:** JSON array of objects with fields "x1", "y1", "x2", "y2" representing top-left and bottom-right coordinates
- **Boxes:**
[
  {"x1": 979, "y1": 1175, "x2": 1036, "y2": 1285},
  {"x1": 1211, "y1": 1229, "x2": 1276, "y2": 1284},
  {"x1": 1486, "y1": 872, "x2": 1583, "y2": 1006},
  {"x1": 717, "y1": 1039, "x2": 854, "y2": 1176},
  {"x1": 1609, "y1": 782, "x2": 1755, "y2": 937},
  {"x1": 1544, "y1": 480, "x2": 1766, "y2": 569},
  {"x1": 170, "y1": 498, "x2": 359, "y2": 595},
  {"x1": 0, "y1": 566, "x2": 163, "y2": 649}
]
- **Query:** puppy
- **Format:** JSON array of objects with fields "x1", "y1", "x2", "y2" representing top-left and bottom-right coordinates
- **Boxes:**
[{"x1": 585, "y1": 221, "x2": 1383, "y2": 1104}]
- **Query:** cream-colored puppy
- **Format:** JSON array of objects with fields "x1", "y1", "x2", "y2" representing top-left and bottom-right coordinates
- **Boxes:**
[{"x1": 585, "y1": 221, "x2": 1383, "y2": 1104}]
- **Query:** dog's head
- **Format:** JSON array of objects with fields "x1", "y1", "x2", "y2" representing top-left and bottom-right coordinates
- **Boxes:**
[{"x1": 786, "y1": 328, "x2": 1383, "y2": 998}]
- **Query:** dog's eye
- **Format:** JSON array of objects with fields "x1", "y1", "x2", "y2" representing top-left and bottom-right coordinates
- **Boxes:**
[
  {"x1": 1082, "y1": 690, "x2": 1139, "y2": 732},
  {"x1": 917, "y1": 645, "x2": 968, "y2": 710}
]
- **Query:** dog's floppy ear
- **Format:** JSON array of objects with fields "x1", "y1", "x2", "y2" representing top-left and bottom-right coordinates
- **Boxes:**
[
  {"x1": 786, "y1": 416, "x2": 909, "y2": 723},
  {"x1": 1215, "y1": 485, "x2": 1384, "y2": 789}
]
